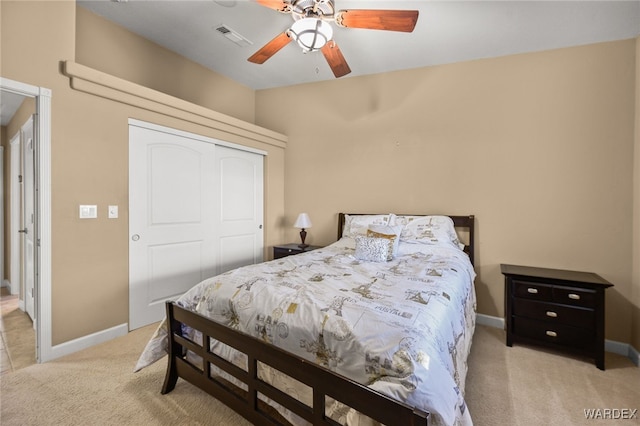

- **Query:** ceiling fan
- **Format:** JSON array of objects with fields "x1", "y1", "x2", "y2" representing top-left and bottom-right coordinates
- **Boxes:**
[{"x1": 248, "y1": 0, "x2": 419, "y2": 78}]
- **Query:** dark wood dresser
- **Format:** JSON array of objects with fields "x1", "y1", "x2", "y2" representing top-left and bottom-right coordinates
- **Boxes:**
[
  {"x1": 273, "y1": 243, "x2": 322, "y2": 259},
  {"x1": 501, "y1": 264, "x2": 613, "y2": 370}
]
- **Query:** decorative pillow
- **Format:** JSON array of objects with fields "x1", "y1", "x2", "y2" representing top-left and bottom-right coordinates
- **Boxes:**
[
  {"x1": 367, "y1": 224, "x2": 403, "y2": 257},
  {"x1": 392, "y1": 215, "x2": 464, "y2": 248},
  {"x1": 354, "y1": 236, "x2": 393, "y2": 262},
  {"x1": 342, "y1": 214, "x2": 393, "y2": 239}
]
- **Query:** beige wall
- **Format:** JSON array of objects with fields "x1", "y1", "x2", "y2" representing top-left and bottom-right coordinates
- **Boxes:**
[
  {"x1": 75, "y1": 7, "x2": 256, "y2": 124},
  {"x1": 256, "y1": 39, "x2": 637, "y2": 344},
  {"x1": 2, "y1": 2, "x2": 285, "y2": 345}
]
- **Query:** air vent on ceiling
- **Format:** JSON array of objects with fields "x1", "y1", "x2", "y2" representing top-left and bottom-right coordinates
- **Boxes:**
[{"x1": 215, "y1": 24, "x2": 253, "y2": 47}]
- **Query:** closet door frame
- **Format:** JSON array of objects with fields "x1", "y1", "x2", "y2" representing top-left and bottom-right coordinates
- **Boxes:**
[{"x1": 128, "y1": 119, "x2": 266, "y2": 329}]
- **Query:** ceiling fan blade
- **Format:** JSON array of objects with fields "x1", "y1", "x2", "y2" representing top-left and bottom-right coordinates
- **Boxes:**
[
  {"x1": 254, "y1": 0, "x2": 290, "y2": 13},
  {"x1": 336, "y1": 9, "x2": 419, "y2": 32},
  {"x1": 321, "y1": 41, "x2": 351, "y2": 78},
  {"x1": 248, "y1": 31, "x2": 292, "y2": 64}
]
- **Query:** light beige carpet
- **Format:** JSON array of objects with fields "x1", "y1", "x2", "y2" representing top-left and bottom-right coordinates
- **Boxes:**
[
  {"x1": 465, "y1": 326, "x2": 639, "y2": 426},
  {"x1": 1, "y1": 324, "x2": 638, "y2": 425}
]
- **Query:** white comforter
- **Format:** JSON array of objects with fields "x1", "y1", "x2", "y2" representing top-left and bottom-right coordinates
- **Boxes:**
[{"x1": 136, "y1": 238, "x2": 476, "y2": 426}]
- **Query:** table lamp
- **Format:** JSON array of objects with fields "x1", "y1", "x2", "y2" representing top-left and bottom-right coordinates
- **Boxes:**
[{"x1": 293, "y1": 213, "x2": 312, "y2": 248}]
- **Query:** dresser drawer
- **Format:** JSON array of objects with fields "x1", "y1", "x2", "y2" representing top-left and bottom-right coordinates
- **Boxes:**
[
  {"x1": 552, "y1": 286, "x2": 596, "y2": 308},
  {"x1": 513, "y1": 280, "x2": 553, "y2": 301},
  {"x1": 513, "y1": 299, "x2": 595, "y2": 328},
  {"x1": 513, "y1": 317, "x2": 595, "y2": 350}
]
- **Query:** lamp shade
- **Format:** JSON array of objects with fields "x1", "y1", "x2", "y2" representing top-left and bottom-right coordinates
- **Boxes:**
[
  {"x1": 294, "y1": 213, "x2": 312, "y2": 229},
  {"x1": 290, "y1": 18, "x2": 333, "y2": 52}
]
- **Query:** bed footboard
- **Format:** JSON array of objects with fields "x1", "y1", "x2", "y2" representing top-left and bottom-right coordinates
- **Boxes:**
[{"x1": 161, "y1": 301, "x2": 429, "y2": 426}]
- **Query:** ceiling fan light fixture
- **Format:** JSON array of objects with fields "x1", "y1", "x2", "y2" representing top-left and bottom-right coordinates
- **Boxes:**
[{"x1": 290, "y1": 18, "x2": 333, "y2": 52}]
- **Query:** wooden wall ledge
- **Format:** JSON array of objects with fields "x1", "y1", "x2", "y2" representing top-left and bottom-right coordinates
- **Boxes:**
[{"x1": 62, "y1": 60, "x2": 287, "y2": 149}]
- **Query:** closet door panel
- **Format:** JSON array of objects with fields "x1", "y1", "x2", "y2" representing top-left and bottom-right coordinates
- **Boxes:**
[
  {"x1": 129, "y1": 124, "x2": 216, "y2": 330},
  {"x1": 215, "y1": 145, "x2": 264, "y2": 274}
]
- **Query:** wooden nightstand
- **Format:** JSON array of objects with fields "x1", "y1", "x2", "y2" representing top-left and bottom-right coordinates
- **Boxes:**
[
  {"x1": 273, "y1": 243, "x2": 322, "y2": 259},
  {"x1": 501, "y1": 264, "x2": 613, "y2": 370}
]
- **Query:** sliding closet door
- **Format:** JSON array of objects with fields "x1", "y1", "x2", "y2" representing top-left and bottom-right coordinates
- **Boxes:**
[
  {"x1": 215, "y1": 145, "x2": 264, "y2": 274},
  {"x1": 128, "y1": 121, "x2": 264, "y2": 330}
]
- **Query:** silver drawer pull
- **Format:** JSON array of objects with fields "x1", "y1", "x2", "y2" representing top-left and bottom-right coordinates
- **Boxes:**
[
  {"x1": 568, "y1": 293, "x2": 581, "y2": 300},
  {"x1": 527, "y1": 288, "x2": 539, "y2": 294},
  {"x1": 546, "y1": 311, "x2": 558, "y2": 318},
  {"x1": 546, "y1": 330, "x2": 558, "y2": 337}
]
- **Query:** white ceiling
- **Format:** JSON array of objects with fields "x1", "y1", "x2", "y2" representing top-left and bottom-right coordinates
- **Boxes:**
[{"x1": 76, "y1": 0, "x2": 640, "y2": 90}]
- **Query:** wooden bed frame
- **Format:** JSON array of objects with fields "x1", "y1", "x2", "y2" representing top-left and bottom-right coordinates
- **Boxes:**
[{"x1": 161, "y1": 213, "x2": 475, "y2": 426}]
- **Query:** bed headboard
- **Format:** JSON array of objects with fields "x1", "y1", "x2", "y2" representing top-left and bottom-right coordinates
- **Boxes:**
[{"x1": 337, "y1": 213, "x2": 475, "y2": 266}]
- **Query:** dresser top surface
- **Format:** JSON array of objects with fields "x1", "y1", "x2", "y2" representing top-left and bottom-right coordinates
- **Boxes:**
[
  {"x1": 500, "y1": 264, "x2": 613, "y2": 287},
  {"x1": 274, "y1": 243, "x2": 322, "y2": 251}
]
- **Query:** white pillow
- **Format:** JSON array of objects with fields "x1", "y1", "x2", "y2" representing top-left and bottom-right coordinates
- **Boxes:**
[
  {"x1": 354, "y1": 236, "x2": 393, "y2": 262},
  {"x1": 392, "y1": 215, "x2": 464, "y2": 249},
  {"x1": 367, "y1": 224, "x2": 403, "y2": 257},
  {"x1": 342, "y1": 214, "x2": 393, "y2": 239}
]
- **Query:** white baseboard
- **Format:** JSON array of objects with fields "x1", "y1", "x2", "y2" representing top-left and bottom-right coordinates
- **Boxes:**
[
  {"x1": 476, "y1": 313, "x2": 505, "y2": 329},
  {"x1": 605, "y1": 339, "x2": 629, "y2": 359},
  {"x1": 625, "y1": 343, "x2": 640, "y2": 366},
  {"x1": 4, "y1": 278, "x2": 19, "y2": 295},
  {"x1": 475, "y1": 313, "x2": 639, "y2": 367},
  {"x1": 47, "y1": 323, "x2": 128, "y2": 361}
]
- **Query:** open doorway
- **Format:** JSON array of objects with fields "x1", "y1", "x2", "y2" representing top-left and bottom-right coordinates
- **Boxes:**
[
  {"x1": 1, "y1": 90, "x2": 36, "y2": 371},
  {"x1": 0, "y1": 77, "x2": 52, "y2": 364}
]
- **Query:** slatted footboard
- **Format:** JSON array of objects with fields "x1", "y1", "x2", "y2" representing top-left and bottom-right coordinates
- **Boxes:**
[{"x1": 161, "y1": 301, "x2": 430, "y2": 426}]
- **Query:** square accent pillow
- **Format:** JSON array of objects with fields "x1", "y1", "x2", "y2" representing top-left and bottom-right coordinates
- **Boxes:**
[
  {"x1": 354, "y1": 236, "x2": 393, "y2": 262},
  {"x1": 367, "y1": 224, "x2": 403, "y2": 257}
]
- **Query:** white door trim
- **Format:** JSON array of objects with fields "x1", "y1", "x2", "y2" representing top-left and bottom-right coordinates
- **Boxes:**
[
  {"x1": 0, "y1": 77, "x2": 52, "y2": 363},
  {"x1": 127, "y1": 118, "x2": 268, "y2": 157}
]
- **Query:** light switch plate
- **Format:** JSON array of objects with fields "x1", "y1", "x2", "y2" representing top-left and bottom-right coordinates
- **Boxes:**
[
  {"x1": 79, "y1": 205, "x2": 97, "y2": 219},
  {"x1": 108, "y1": 205, "x2": 118, "y2": 219}
]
